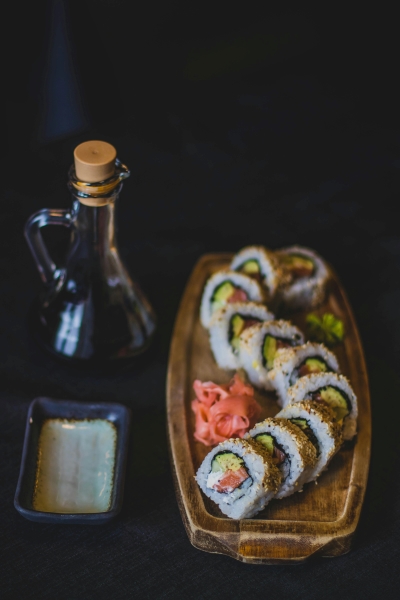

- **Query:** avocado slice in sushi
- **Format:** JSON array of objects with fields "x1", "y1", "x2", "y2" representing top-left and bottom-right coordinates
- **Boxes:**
[
  {"x1": 211, "y1": 281, "x2": 249, "y2": 314},
  {"x1": 211, "y1": 451, "x2": 244, "y2": 473},
  {"x1": 230, "y1": 314, "x2": 261, "y2": 351},
  {"x1": 239, "y1": 259, "x2": 260, "y2": 275},
  {"x1": 298, "y1": 357, "x2": 329, "y2": 377},
  {"x1": 290, "y1": 418, "x2": 308, "y2": 431},
  {"x1": 254, "y1": 433, "x2": 274, "y2": 454},
  {"x1": 289, "y1": 356, "x2": 331, "y2": 386},
  {"x1": 282, "y1": 254, "x2": 315, "y2": 279},
  {"x1": 313, "y1": 386, "x2": 350, "y2": 422},
  {"x1": 263, "y1": 336, "x2": 277, "y2": 369},
  {"x1": 211, "y1": 281, "x2": 235, "y2": 312},
  {"x1": 289, "y1": 418, "x2": 320, "y2": 454},
  {"x1": 262, "y1": 335, "x2": 295, "y2": 370},
  {"x1": 254, "y1": 433, "x2": 286, "y2": 465}
]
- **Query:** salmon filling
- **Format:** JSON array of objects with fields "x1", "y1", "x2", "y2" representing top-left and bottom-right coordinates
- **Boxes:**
[
  {"x1": 213, "y1": 467, "x2": 250, "y2": 493},
  {"x1": 208, "y1": 451, "x2": 251, "y2": 494}
]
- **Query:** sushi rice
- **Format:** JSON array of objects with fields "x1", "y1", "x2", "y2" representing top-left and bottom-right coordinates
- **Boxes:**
[
  {"x1": 276, "y1": 245, "x2": 329, "y2": 311},
  {"x1": 230, "y1": 245, "x2": 284, "y2": 304},
  {"x1": 237, "y1": 320, "x2": 304, "y2": 390},
  {"x1": 246, "y1": 418, "x2": 317, "y2": 499},
  {"x1": 200, "y1": 269, "x2": 265, "y2": 329},
  {"x1": 276, "y1": 401, "x2": 343, "y2": 482},
  {"x1": 268, "y1": 342, "x2": 340, "y2": 407},
  {"x1": 287, "y1": 372, "x2": 358, "y2": 440},
  {"x1": 209, "y1": 302, "x2": 275, "y2": 370}
]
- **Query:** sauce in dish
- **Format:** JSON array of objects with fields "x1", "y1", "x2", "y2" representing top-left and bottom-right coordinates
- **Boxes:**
[{"x1": 33, "y1": 419, "x2": 117, "y2": 513}]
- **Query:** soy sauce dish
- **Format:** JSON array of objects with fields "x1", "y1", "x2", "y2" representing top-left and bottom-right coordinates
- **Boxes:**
[{"x1": 14, "y1": 398, "x2": 131, "y2": 524}]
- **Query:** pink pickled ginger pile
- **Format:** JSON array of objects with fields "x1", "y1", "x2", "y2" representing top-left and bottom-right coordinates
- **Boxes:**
[{"x1": 191, "y1": 374, "x2": 262, "y2": 446}]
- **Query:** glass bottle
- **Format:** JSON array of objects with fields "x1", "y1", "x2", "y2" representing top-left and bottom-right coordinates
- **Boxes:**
[{"x1": 25, "y1": 141, "x2": 156, "y2": 363}]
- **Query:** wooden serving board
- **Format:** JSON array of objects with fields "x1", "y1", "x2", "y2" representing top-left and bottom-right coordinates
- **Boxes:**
[{"x1": 166, "y1": 253, "x2": 371, "y2": 564}]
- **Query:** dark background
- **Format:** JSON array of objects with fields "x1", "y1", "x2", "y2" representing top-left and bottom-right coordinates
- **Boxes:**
[{"x1": 2, "y1": 1, "x2": 400, "y2": 597}]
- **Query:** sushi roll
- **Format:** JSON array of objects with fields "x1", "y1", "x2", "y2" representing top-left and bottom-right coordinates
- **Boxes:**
[
  {"x1": 269, "y1": 342, "x2": 339, "y2": 407},
  {"x1": 276, "y1": 245, "x2": 329, "y2": 311},
  {"x1": 195, "y1": 438, "x2": 282, "y2": 519},
  {"x1": 276, "y1": 401, "x2": 343, "y2": 482},
  {"x1": 246, "y1": 418, "x2": 317, "y2": 499},
  {"x1": 200, "y1": 270, "x2": 265, "y2": 329},
  {"x1": 237, "y1": 320, "x2": 305, "y2": 390},
  {"x1": 287, "y1": 373, "x2": 358, "y2": 441},
  {"x1": 230, "y1": 246, "x2": 284, "y2": 304},
  {"x1": 209, "y1": 302, "x2": 275, "y2": 370}
]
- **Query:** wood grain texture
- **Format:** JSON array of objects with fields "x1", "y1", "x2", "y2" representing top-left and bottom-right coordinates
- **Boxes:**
[{"x1": 167, "y1": 253, "x2": 371, "y2": 564}]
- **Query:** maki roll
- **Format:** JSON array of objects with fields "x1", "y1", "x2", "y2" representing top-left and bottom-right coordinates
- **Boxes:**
[
  {"x1": 276, "y1": 245, "x2": 329, "y2": 311},
  {"x1": 200, "y1": 270, "x2": 265, "y2": 329},
  {"x1": 237, "y1": 320, "x2": 305, "y2": 390},
  {"x1": 195, "y1": 438, "x2": 282, "y2": 519},
  {"x1": 276, "y1": 401, "x2": 343, "y2": 482},
  {"x1": 246, "y1": 418, "x2": 317, "y2": 498},
  {"x1": 287, "y1": 373, "x2": 357, "y2": 440},
  {"x1": 209, "y1": 302, "x2": 274, "y2": 370},
  {"x1": 269, "y1": 342, "x2": 339, "y2": 407},
  {"x1": 230, "y1": 246, "x2": 284, "y2": 304}
]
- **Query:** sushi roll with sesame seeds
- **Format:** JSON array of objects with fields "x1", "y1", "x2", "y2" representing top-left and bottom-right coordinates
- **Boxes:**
[
  {"x1": 230, "y1": 246, "x2": 285, "y2": 306},
  {"x1": 200, "y1": 270, "x2": 266, "y2": 329},
  {"x1": 237, "y1": 320, "x2": 305, "y2": 390},
  {"x1": 268, "y1": 342, "x2": 340, "y2": 407},
  {"x1": 209, "y1": 302, "x2": 275, "y2": 370},
  {"x1": 276, "y1": 401, "x2": 343, "y2": 481},
  {"x1": 276, "y1": 245, "x2": 329, "y2": 311},
  {"x1": 246, "y1": 418, "x2": 317, "y2": 499},
  {"x1": 286, "y1": 373, "x2": 357, "y2": 441},
  {"x1": 195, "y1": 438, "x2": 282, "y2": 519}
]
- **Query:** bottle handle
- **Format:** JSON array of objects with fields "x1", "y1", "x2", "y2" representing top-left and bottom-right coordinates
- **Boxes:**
[{"x1": 24, "y1": 208, "x2": 72, "y2": 285}]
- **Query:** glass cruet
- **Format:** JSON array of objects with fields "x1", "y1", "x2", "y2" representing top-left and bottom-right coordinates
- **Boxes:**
[{"x1": 24, "y1": 140, "x2": 156, "y2": 363}]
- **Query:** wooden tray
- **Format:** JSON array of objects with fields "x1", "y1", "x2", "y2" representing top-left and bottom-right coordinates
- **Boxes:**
[{"x1": 166, "y1": 253, "x2": 371, "y2": 564}]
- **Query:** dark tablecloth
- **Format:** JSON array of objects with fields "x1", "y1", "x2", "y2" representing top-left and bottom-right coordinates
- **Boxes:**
[{"x1": 3, "y1": 10, "x2": 400, "y2": 596}]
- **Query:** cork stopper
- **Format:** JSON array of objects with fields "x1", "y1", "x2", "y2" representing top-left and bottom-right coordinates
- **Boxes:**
[{"x1": 74, "y1": 141, "x2": 117, "y2": 183}]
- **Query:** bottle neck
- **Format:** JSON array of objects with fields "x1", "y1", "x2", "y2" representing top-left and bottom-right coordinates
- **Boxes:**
[{"x1": 70, "y1": 185, "x2": 122, "y2": 256}]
